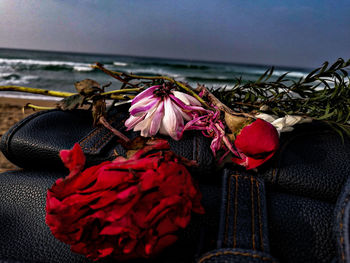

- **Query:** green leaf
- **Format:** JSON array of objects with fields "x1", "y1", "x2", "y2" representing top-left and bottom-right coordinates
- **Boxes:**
[
  {"x1": 319, "y1": 61, "x2": 329, "y2": 74},
  {"x1": 316, "y1": 110, "x2": 336, "y2": 120},
  {"x1": 276, "y1": 72, "x2": 289, "y2": 82},
  {"x1": 256, "y1": 68, "x2": 272, "y2": 83},
  {"x1": 329, "y1": 59, "x2": 344, "y2": 71}
]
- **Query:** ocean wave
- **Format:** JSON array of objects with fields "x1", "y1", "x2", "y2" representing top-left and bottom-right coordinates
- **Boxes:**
[
  {"x1": 129, "y1": 68, "x2": 181, "y2": 79},
  {"x1": 249, "y1": 69, "x2": 309, "y2": 79},
  {"x1": 273, "y1": 70, "x2": 308, "y2": 79},
  {"x1": 0, "y1": 58, "x2": 93, "y2": 72},
  {"x1": 73, "y1": 66, "x2": 94, "y2": 72},
  {"x1": 135, "y1": 61, "x2": 211, "y2": 70},
  {"x1": 0, "y1": 73, "x2": 39, "y2": 85},
  {"x1": 185, "y1": 75, "x2": 238, "y2": 83},
  {"x1": 113, "y1": 61, "x2": 128, "y2": 67}
]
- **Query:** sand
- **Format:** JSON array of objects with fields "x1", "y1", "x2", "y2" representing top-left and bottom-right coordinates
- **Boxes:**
[{"x1": 0, "y1": 97, "x2": 57, "y2": 173}]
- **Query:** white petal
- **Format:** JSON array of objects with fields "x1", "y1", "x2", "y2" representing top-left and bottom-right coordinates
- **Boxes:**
[
  {"x1": 160, "y1": 97, "x2": 183, "y2": 140},
  {"x1": 173, "y1": 91, "x2": 201, "y2": 106},
  {"x1": 271, "y1": 117, "x2": 287, "y2": 131},
  {"x1": 284, "y1": 115, "x2": 303, "y2": 126},
  {"x1": 256, "y1": 113, "x2": 277, "y2": 123}
]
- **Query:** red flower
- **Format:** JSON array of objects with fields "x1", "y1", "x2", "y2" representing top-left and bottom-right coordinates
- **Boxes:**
[
  {"x1": 46, "y1": 140, "x2": 204, "y2": 261},
  {"x1": 231, "y1": 118, "x2": 279, "y2": 169}
]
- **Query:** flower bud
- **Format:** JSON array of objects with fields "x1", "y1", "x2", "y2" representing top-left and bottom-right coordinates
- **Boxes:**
[{"x1": 231, "y1": 118, "x2": 279, "y2": 169}]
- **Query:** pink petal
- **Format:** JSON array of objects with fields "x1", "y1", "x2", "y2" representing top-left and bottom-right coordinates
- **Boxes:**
[
  {"x1": 131, "y1": 85, "x2": 159, "y2": 105},
  {"x1": 134, "y1": 104, "x2": 159, "y2": 137},
  {"x1": 149, "y1": 101, "x2": 164, "y2": 135},
  {"x1": 129, "y1": 97, "x2": 159, "y2": 116},
  {"x1": 125, "y1": 114, "x2": 146, "y2": 130}
]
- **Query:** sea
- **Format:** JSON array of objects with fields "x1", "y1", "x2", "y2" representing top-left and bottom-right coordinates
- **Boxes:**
[{"x1": 0, "y1": 48, "x2": 311, "y2": 100}]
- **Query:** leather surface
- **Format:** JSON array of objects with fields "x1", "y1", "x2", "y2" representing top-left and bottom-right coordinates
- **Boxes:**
[
  {"x1": 0, "y1": 170, "x2": 222, "y2": 263},
  {"x1": 0, "y1": 109, "x2": 94, "y2": 170},
  {"x1": 259, "y1": 122, "x2": 350, "y2": 203},
  {"x1": 0, "y1": 168, "x2": 345, "y2": 263},
  {"x1": 1, "y1": 108, "x2": 350, "y2": 262},
  {"x1": 197, "y1": 248, "x2": 279, "y2": 263},
  {"x1": 0, "y1": 107, "x2": 215, "y2": 174},
  {"x1": 217, "y1": 171, "x2": 270, "y2": 253},
  {"x1": 334, "y1": 176, "x2": 350, "y2": 263},
  {"x1": 267, "y1": 191, "x2": 335, "y2": 263}
]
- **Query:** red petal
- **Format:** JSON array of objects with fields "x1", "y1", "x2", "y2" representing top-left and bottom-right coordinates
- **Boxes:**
[
  {"x1": 235, "y1": 119, "x2": 279, "y2": 156},
  {"x1": 59, "y1": 143, "x2": 86, "y2": 176},
  {"x1": 233, "y1": 119, "x2": 279, "y2": 169},
  {"x1": 151, "y1": 234, "x2": 178, "y2": 255}
]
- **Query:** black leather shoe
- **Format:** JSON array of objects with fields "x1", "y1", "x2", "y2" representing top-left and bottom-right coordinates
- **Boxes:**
[{"x1": 0, "y1": 107, "x2": 349, "y2": 263}]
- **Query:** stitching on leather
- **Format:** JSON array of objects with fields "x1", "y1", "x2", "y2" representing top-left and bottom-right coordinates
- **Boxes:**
[
  {"x1": 338, "y1": 193, "x2": 350, "y2": 261},
  {"x1": 232, "y1": 175, "x2": 252, "y2": 180},
  {"x1": 224, "y1": 174, "x2": 232, "y2": 246},
  {"x1": 271, "y1": 167, "x2": 278, "y2": 184},
  {"x1": 79, "y1": 128, "x2": 101, "y2": 149},
  {"x1": 94, "y1": 132, "x2": 114, "y2": 151},
  {"x1": 91, "y1": 116, "x2": 127, "y2": 152},
  {"x1": 233, "y1": 175, "x2": 238, "y2": 248},
  {"x1": 256, "y1": 179, "x2": 264, "y2": 252},
  {"x1": 251, "y1": 176, "x2": 256, "y2": 250},
  {"x1": 80, "y1": 113, "x2": 124, "y2": 152},
  {"x1": 198, "y1": 251, "x2": 277, "y2": 263},
  {"x1": 230, "y1": 175, "x2": 259, "y2": 250}
]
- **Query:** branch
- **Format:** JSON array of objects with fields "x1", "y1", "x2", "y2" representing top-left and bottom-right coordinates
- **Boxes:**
[{"x1": 0, "y1": 86, "x2": 75, "y2": 98}]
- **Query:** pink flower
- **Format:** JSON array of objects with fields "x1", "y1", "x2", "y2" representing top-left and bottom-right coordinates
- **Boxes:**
[
  {"x1": 182, "y1": 108, "x2": 240, "y2": 159},
  {"x1": 125, "y1": 84, "x2": 205, "y2": 140}
]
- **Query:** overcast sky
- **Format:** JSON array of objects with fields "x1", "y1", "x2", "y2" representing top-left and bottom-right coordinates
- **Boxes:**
[{"x1": 0, "y1": 0, "x2": 349, "y2": 67}]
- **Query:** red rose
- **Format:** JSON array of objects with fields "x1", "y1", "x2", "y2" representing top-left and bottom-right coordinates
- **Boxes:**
[
  {"x1": 46, "y1": 140, "x2": 204, "y2": 261},
  {"x1": 231, "y1": 118, "x2": 279, "y2": 169}
]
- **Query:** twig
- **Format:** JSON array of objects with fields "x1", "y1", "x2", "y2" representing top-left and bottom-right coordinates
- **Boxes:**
[
  {"x1": 25, "y1": 103, "x2": 56, "y2": 111},
  {"x1": 99, "y1": 116, "x2": 130, "y2": 142},
  {"x1": 92, "y1": 63, "x2": 211, "y2": 109},
  {"x1": 196, "y1": 85, "x2": 254, "y2": 118},
  {"x1": 0, "y1": 86, "x2": 75, "y2": 97}
]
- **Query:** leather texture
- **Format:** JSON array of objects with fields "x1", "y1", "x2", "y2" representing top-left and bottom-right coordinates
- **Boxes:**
[
  {"x1": 334, "y1": 176, "x2": 350, "y2": 263},
  {"x1": 0, "y1": 170, "x2": 222, "y2": 263},
  {"x1": 1, "y1": 107, "x2": 350, "y2": 262},
  {"x1": 197, "y1": 248, "x2": 279, "y2": 263},
  {"x1": 259, "y1": 121, "x2": 350, "y2": 203},
  {"x1": 0, "y1": 107, "x2": 215, "y2": 174},
  {"x1": 217, "y1": 171, "x2": 270, "y2": 253}
]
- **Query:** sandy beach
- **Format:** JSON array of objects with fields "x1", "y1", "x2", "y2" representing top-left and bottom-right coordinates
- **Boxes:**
[{"x1": 0, "y1": 97, "x2": 57, "y2": 173}]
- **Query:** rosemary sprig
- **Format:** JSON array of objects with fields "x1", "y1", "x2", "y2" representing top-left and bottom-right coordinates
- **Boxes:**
[{"x1": 211, "y1": 58, "x2": 350, "y2": 135}]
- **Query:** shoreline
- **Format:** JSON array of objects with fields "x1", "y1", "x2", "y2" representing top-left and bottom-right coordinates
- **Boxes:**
[
  {"x1": 0, "y1": 96, "x2": 58, "y2": 107},
  {"x1": 0, "y1": 97, "x2": 57, "y2": 172}
]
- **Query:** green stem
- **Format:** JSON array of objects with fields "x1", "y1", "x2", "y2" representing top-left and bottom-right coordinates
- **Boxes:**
[
  {"x1": 93, "y1": 64, "x2": 211, "y2": 108},
  {"x1": 0, "y1": 85, "x2": 137, "y2": 101},
  {"x1": 0, "y1": 86, "x2": 75, "y2": 98},
  {"x1": 109, "y1": 94, "x2": 135, "y2": 100},
  {"x1": 25, "y1": 104, "x2": 56, "y2": 110},
  {"x1": 101, "y1": 88, "x2": 143, "y2": 96}
]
